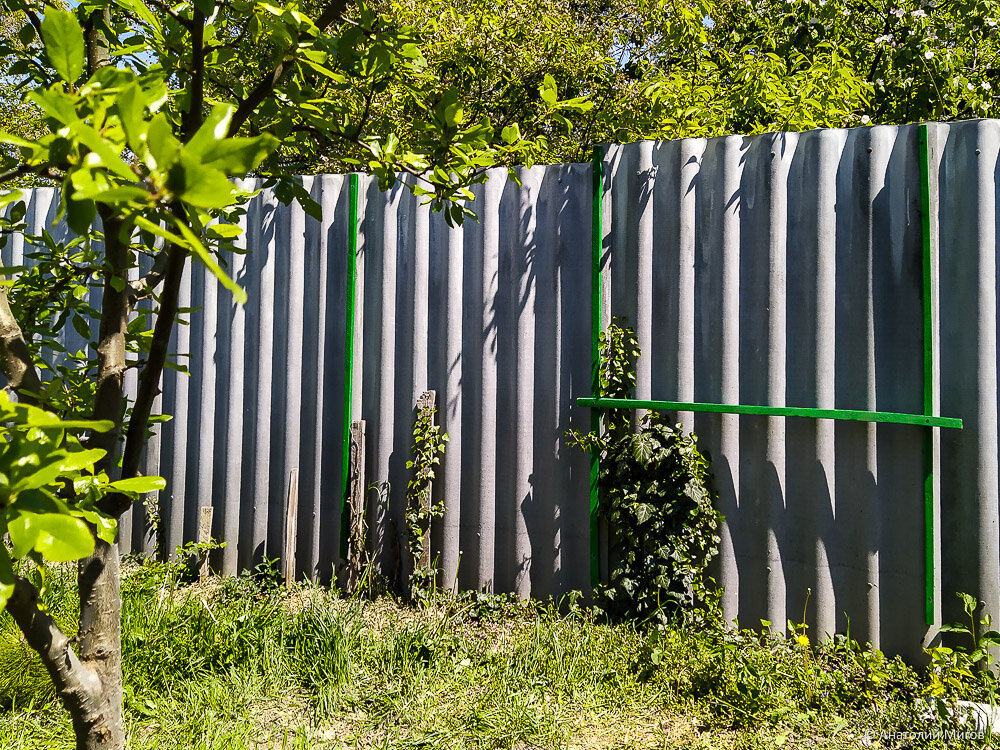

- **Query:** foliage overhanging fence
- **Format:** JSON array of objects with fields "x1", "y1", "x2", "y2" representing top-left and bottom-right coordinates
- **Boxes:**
[{"x1": 6, "y1": 119, "x2": 1000, "y2": 660}]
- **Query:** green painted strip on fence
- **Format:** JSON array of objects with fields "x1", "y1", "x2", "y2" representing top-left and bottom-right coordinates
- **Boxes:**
[
  {"x1": 918, "y1": 124, "x2": 936, "y2": 625},
  {"x1": 576, "y1": 398, "x2": 963, "y2": 429},
  {"x1": 589, "y1": 147, "x2": 604, "y2": 588},
  {"x1": 340, "y1": 173, "x2": 359, "y2": 560}
]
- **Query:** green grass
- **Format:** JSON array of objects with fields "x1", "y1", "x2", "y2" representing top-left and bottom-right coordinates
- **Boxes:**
[{"x1": 0, "y1": 559, "x2": 993, "y2": 749}]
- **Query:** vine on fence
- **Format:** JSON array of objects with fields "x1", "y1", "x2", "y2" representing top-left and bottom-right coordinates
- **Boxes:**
[
  {"x1": 405, "y1": 394, "x2": 448, "y2": 598},
  {"x1": 567, "y1": 318, "x2": 722, "y2": 624}
]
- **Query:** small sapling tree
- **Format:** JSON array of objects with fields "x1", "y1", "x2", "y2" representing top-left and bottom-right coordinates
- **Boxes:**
[{"x1": 0, "y1": 1, "x2": 587, "y2": 747}]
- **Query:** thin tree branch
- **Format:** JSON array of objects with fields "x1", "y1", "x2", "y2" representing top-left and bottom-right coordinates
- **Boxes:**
[
  {"x1": 109, "y1": 235, "x2": 187, "y2": 517},
  {"x1": 22, "y1": 6, "x2": 43, "y2": 38},
  {"x1": 144, "y1": 0, "x2": 195, "y2": 30},
  {"x1": 227, "y1": 0, "x2": 353, "y2": 137},
  {"x1": 182, "y1": 9, "x2": 207, "y2": 140},
  {"x1": 128, "y1": 245, "x2": 171, "y2": 302}
]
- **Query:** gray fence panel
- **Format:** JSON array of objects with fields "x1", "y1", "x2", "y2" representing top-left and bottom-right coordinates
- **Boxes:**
[
  {"x1": 603, "y1": 126, "x2": 932, "y2": 656},
  {"x1": 357, "y1": 164, "x2": 593, "y2": 597},
  {"x1": 938, "y1": 120, "x2": 1000, "y2": 635},
  {"x1": 141, "y1": 174, "x2": 350, "y2": 577}
]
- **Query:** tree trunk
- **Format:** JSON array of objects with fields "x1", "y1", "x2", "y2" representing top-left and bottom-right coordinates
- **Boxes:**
[
  {"x1": 76, "y1": 539, "x2": 125, "y2": 749},
  {"x1": 69, "y1": 199, "x2": 130, "y2": 747},
  {"x1": 7, "y1": 578, "x2": 120, "y2": 749}
]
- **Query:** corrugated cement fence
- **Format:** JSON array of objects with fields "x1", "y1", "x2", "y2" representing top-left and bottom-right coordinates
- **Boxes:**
[{"x1": 8, "y1": 119, "x2": 1000, "y2": 659}]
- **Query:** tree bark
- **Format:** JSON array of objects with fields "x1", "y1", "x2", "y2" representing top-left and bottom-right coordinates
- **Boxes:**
[
  {"x1": 0, "y1": 287, "x2": 42, "y2": 404},
  {"x1": 76, "y1": 539, "x2": 125, "y2": 750},
  {"x1": 6, "y1": 577, "x2": 120, "y2": 750}
]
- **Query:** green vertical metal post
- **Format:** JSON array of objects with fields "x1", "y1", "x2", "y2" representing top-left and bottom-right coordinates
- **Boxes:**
[
  {"x1": 590, "y1": 147, "x2": 604, "y2": 588},
  {"x1": 340, "y1": 173, "x2": 359, "y2": 560},
  {"x1": 918, "y1": 124, "x2": 935, "y2": 625}
]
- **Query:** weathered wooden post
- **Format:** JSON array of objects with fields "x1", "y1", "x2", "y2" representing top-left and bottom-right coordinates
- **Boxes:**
[
  {"x1": 283, "y1": 468, "x2": 299, "y2": 589},
  {"x1": 415, "y1": 390, "x2": 436, "y2": 574},
  {"x1": 347, "y1": 420, "x2": 366, "y2": 591},
  {"x1": 197, "y1": 505, "x2": 213, "y2": 583}
]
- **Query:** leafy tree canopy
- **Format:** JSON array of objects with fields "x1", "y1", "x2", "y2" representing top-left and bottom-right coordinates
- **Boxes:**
[{"x1": 213, "y1": 0, "x2": 1000, "y2": 169}]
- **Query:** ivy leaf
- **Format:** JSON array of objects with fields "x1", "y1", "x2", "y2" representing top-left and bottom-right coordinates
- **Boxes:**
[
  {"x1": 630, "y1": 434, "x2": 655, "y2": 465},
  {"x1": 40, "y1": 8, "x2": 85, "y2": 83}
]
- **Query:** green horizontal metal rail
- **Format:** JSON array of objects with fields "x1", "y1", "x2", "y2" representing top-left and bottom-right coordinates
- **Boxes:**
[{"x1": 576, "y1": 397, "x2": 963, "y2": 430}]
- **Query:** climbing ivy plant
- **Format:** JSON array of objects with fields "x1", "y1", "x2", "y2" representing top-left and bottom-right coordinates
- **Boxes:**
[
  {"x1": 568, "y1": 318, "x2": 722, "y2": 624},
  {"x1": 404, "y1": 397, "x2": 447, "y2": 598}
]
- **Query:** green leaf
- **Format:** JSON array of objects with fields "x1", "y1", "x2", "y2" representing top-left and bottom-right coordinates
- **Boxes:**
[
  {"x1": 27, "y1": 88, "x2": 78, "y2": 125},
  {"x1": 17, "y1": 23, "x2": 35, "y2": 46},
  {"x1": 58, "y1": 448, "x2": 106, "y2": 472},
  {"x1": 937, "y1": 622, "x2": 968, "y2": 633},
  {"x1": 436, "y1": 89, "x2": 464, "y2": 127},
  {"x1": 67, "y1": 121, "x2": 135, "y2": 180},
  {"x1": 201, "y1": 135, "x2": 279, "y2": 175},
  {"x1": 8, "y1": 511, "x2": 95, "y2": 562},
  {"x1": 66, "y1": 195, "x2": 97, "y2": 235},
  {"x1": 0, "y1": 131, "x2": 39, "y2": 150},
  {"x1": 185, "y1": 104, "x2": 236, "y2": 157},
  {"x1": 71, "y1": 315, "x2": 91, "y2": 341},
  {"x1": 0, "y1": 549, "x2": 13, "y2": 609},
  {"x1": 115, "y1": 83, "x2": 148, "y2": 155},
  {"x1": 40, "y1": 8, "x2": 85, "y2": 83},
  {"x1": 540, "y1": 74, "x2": 558, "y2": 107},
  {"x1": 206, "y1": 223, "x2": 243, "y2": 240},
  {"x1": 146, "y1": 114, "x2": 181, "y2": 171},
  {"x1": 107, "y1": 476, "x2": 166, "y2": 493},
  {"x1": 170, "y1": 215, "x2": 248, "y2": 304},
  {"x1": 959, "y1": 592, "x2": 978, "y2": 614},
  {"x1": 73, "y1": 508, "x2": 118, "y2": 544},
  {"x1": 166, "y1": 152, "x2": 235, "y2": 209},
  {"x1": 501, "y1": 124, "x2": 521, "y2": 144}
]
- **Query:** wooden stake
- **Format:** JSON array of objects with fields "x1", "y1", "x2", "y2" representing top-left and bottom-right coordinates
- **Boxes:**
[
  {"x1": 197, "y1": 506, "x2": 213, "y2": 583},
  {"x1": 284, "y1": 468, "x2": 299, "y2": 589},
  {"x1": 416, "y1": 390, "x2": 436, "y2": 573},
  {"x1": 347, "y1": 420, "x2": 366, "y2": 591}
]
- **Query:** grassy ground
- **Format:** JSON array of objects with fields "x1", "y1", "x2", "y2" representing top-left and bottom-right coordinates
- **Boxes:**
[{"x1": 0, "y1": 558, "x2": 993, "y2": 749}]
